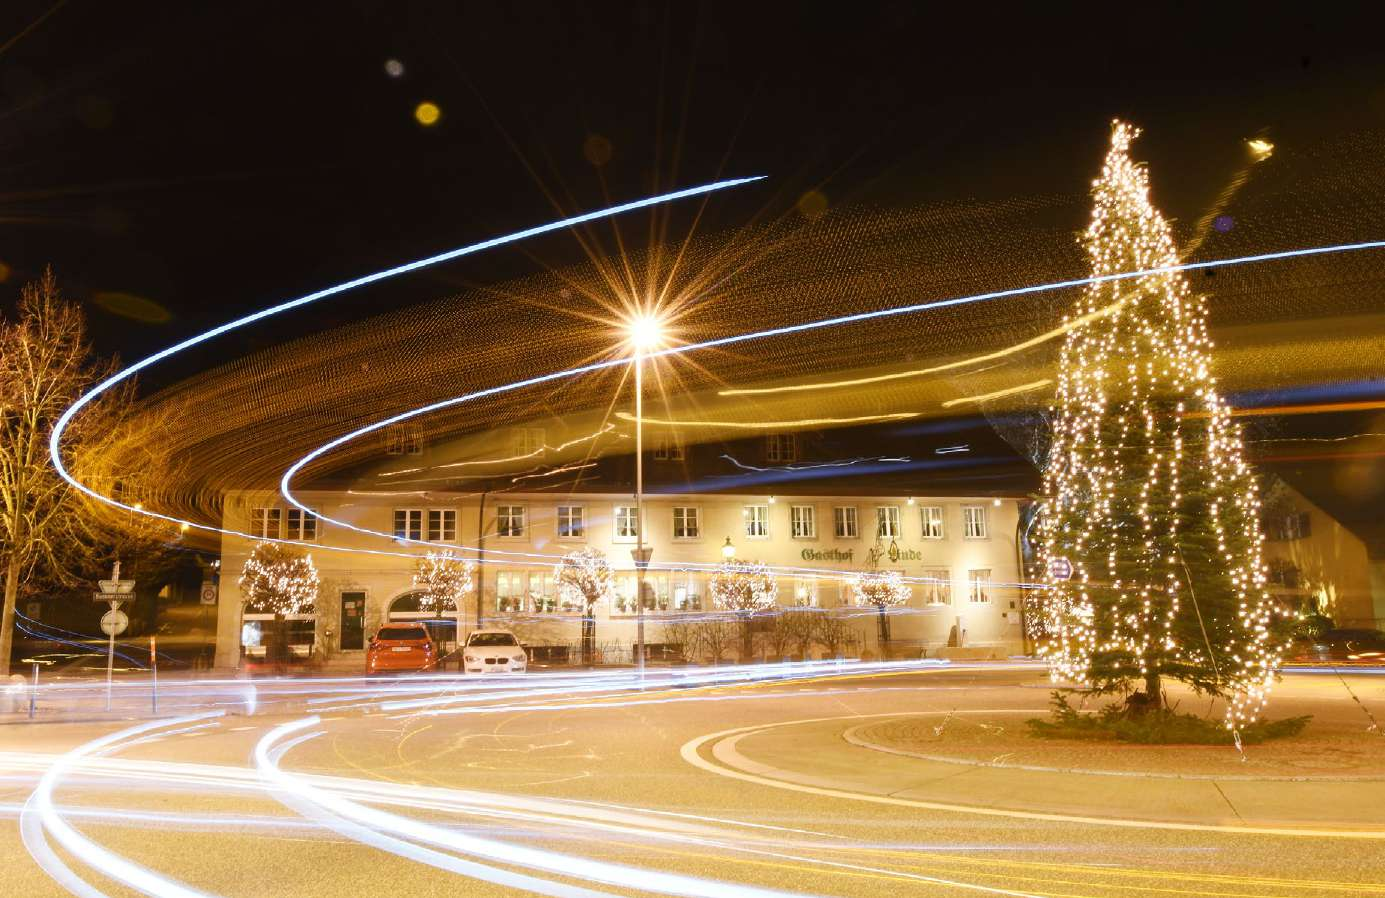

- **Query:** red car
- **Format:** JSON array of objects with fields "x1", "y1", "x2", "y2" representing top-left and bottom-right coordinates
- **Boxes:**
[{"x1": 366, "y1": 623, "x2": 437, "y2": 675}]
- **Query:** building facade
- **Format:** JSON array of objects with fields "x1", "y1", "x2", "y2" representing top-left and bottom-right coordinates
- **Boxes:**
[{"x1": 214, "y1": 488, "x2": 1026, "y2": 668}]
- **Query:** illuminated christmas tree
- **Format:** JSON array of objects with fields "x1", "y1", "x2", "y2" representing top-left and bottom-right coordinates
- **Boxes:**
[
  {"x1": 851, "y1": 569, "x2": 911, "y2": 653},
  {"x1": 1036, "y1": 121, "x2": 1282, "y2": 728},
  {"x1": 239, "y1": 541, "x2": 320, "y2": 615}
]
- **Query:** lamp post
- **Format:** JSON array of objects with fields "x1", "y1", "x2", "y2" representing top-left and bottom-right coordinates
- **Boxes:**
[{"x1": 625, "y1": 312, "x2": 663, "y2": 680}]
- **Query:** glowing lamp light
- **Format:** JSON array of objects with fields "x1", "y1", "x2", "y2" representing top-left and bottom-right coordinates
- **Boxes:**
[
  {"x1": 624, "y1": 312, "x2": 665, "y2": 352},
  {"x1": 1247, "y1": 138, "x2": 1273, "y2": 159},
  {"x1": 414, "y1": 101, "x2": 441, "y2": 126},
  {"x1": 721, "y1": 537, "x2": 736, "y2": 560}
]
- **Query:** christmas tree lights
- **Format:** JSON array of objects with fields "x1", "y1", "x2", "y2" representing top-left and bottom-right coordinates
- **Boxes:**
[
  {"x1": 711, "y1": 559, "x2": 779, "y2": 662},
  {"x1": 556, "y1": 547, "x2": 614, "y2": 666},
  {"x1": 238, "y1": 541, "x2": 320, "y2": 615},
  {"x1": 411, "y1": 551, "x2": 474, "y2": 614},
  {"x1": 851, "y1": 569, "x2": 912, "y2": 609},
  {"x1": 1037, "y1": 122, "x2": 1283, "y2": 730}
]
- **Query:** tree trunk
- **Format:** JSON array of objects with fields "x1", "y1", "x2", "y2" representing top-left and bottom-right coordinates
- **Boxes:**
[
  {"x1": 582, "y1": 604, "x2": 595, "y2": 667},
  {"x1": 1144, "y1": 669, "x2": 1162, "y2": 706},
  {"x1": 0, "y1": 556, "x2": 19, "y2": 677},
  {"x1": 741, "y1": 615, "x2": 754, "y2": 664},
  {"x1": 877, "y1": 605, "x2": 891, "y2": 656}
]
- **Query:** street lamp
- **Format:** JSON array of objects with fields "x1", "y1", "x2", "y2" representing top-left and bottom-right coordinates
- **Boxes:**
[
  {"x1": 623, "y1": 310, "x2": 665, "y2": 680},
  {"x1": 721, "y1": 537, "x2": 736, "y2": 560}
]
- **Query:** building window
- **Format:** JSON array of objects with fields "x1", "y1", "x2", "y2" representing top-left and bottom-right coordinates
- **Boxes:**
[
  {"x1": 612, "y1": 575, "x2": 670, "y2": 615},
  {"x1": 1281, "y1": 512, "x2": 1311, "y2": 541},
  {"x1": 792, "y1": 577, "x2": 819, "y2": 606},
  {"x1": 393, "y1": 508, "x2": 423, "y2": 541},
  {"x1": 613, "y1": 505, "x2": 639, "y2": 542},
  {"x1": 496, "y1": 506, "x2": 526, "y2": 538},
  {"x1": 653, "y1": 438, "x2": 684, "y2": 461},
  {"x1": 557, "y1": 505, "x2": 585, "y2": 539},
  {"x1": 744, "y1": 504, "x2": 769, "y2": 538},
  {"x1": 385, "y1": 425, "x2": 423, "y2": 456},
  {"x1": 922, "y1": 569, "x2": 951, "y2": 604},
  {"x1": 496, "y1": 571, "x2": 526, "y2": 613},
  {"x1": 250, "y1": 507, "x2": 281, "y2": 539},
  {"x1": 920, "y1": 506, "x2": 944, "y2": 539},
  {"x1": 512, "y1": 427, "x2": 545, "y2": 457},
  {"x1": 672, "y1": 506, "x2": 700, "y2": 540},
  {"x1": 834, "y1": 506, "x2": 858, "y2": 539},
  {"x1": 790, "y1": 505, "x2": 816, "y2": 539},
  {"x1": 671, "y1": 572, "x2": 703, "y2": 611},
  {"x1": 286, "y1": 508, "x2": 317, "y2": 541},
  {"x1": 963, "y1": 505, "x2": 987, "y2": 539},
  {"x1": 528, "y1": 572, "x2": 559, "y2": 613},
  {"x1": 876, "y1": 506, "x2": 901, "y2": 539},
  {"x1": 765, "y1": 433, "x2": 798, "y2": 463},
  {"x1": 968, "y1": 569, "x2": 991, "y2": 603},
  {"x1": 426, "y1": 509, "x2": 456, "y2": 542}
]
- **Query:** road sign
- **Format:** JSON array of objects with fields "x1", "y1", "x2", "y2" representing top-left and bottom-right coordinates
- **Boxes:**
[
  {"x1": 98, "y1": 579, "x2": 136, "y2": 595},
  {"x1": 630, "y1": 547, "x2": 653, "y2": 569},
  {"x1": 100, "y1": 609, "x2": 129, "y2": 637},
  {"x1": 200, "y1": 582, "x2": 218, "y2": 605},
  {"x1": 1047, "y1": 557, "x2": 1074, "y2": 580}
]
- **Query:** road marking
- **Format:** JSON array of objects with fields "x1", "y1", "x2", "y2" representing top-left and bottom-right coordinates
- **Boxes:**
[{"x1": 680, "y1": 713, "x2": 1385, "y2": 840}]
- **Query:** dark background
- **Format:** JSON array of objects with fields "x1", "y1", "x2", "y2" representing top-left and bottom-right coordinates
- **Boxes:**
[{"x1": 3, "y1": 2, "x2": 1382, "y2": 365}]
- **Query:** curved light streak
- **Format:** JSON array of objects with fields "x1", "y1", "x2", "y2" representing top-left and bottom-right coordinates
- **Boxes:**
[
  {"x1": 615, "y1": 411, "x2": 919, "y2": 428},
  {"x1": 46, "y1": 176, "x2": 765, "y2": 553},
  {"x1": 941, "y1": 379, "x2": 1053, "y2": 408},
  {"x1": 278, "y1": 237, "x2": 1385, "y2": 572}
]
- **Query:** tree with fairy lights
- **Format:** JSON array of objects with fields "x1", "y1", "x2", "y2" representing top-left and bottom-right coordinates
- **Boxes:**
[
  {"x1": 852, "y1": 570, "x2": 911, "y2": 656},
  {"x1": 1036, "y1": 121, "x2": 1282, "y2": 729},
  {"x1": 555, "y1": 547, "x2": 613, "y2": 666},
  {"x1": 239, "y1": 541, "x2": 320, "y2": 670},
  {"x1": 412, "y1": 551, "x2": 474, "y2": 616},
  {"x1": 710, "y1": 559, "x2": 778, "y2": 663}
]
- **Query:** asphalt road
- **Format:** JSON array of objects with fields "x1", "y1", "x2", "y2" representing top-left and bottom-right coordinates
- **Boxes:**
[{"x1": 1, "y1": 662, "x2": 1382, "y2": 897}]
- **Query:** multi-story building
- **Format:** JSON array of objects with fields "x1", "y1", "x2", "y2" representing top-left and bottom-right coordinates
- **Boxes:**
[{"x1": 213, "y1": 427, "x2": 1032, "y2": 667}]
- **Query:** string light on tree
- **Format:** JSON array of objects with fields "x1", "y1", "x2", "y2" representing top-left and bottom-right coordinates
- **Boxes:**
[
  {"x1": 411, "y1": 550, "x2": 474, "y2": 614},
  {"x1": 710, "y1": 558, "x2": 779, "y2": 662},
  {"x1": 238, "y1": 541, "x2": 320, "y2": 615},
  {"x1": 1035, "y1": 121, "x2": 1283, "y2": 730},
  {"x1": 852, "y1": 569, "x2": 911, "y2": 650},
  {"x1": 555, "y1": 547, "x2": 614, "y2": 666}
]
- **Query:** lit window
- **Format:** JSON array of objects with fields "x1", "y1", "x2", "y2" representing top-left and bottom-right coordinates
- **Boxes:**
[
  {"x1": 528, "y1": 571, "x2": 558, "y2": 613},
  {"x1": 672, "y1": 572, "x2": 703, "y2": 611},
  {"x1": 744, "y1": 504, "x2": 769, "y2": 538},
  {"x1": 922, "y1": 569, "x2": 951, "y2": 604},
  {"x1": 672, "y1": 507, "x2": 700, "y2": 540},
  {"x1": 285, "y1": 508, "x2": 317, "y2": 541},
  {"x1": 968, "y1": 569, "x2": 991, "y2": 603},
  {"x1": 496, "y1": 571, "x2": 526, "y2": 612},
  {"x1": 612, "y1": 574, "x2": 668, "y2": 614},
  {"x1": 653, "y1": 438, "x2": 684, "y2": 461},
  {"x1": 921, "y1": 506, "x2": 944, "y2": 539},
  {"x1": 426, "y1": 509, "x2": 456, "y2": 542},
  {"x1": 557, "y1": 505, "x2": 585, "y2": 539},
  {"x1": 790, "y1": 505, "x2": 816, "y2": 539},
  {"x1": 250, "y1": 507, "x2": 281, "y2": 539},
  {"x1": 613, "y1": 505, "x2": 639, "y2": 541},
  {"x1": 392, "y1": 509, "x2": 423, "y2": 541},
  {"x1": 1281, "y1": 512, "x2": 1311, "y2": 541},
  {"x1": 833, "y1": 506, "x2": 858, "y2": 539},
  {"x1": 765, "y1": 433, "x2": 798, "y2": 463},
  {"x1": 793, "y1": 577, "x2": 819, "y2": 606},
  {"x1": 496, "y1": 506, "x2": 526, "y2": 538},
  {"x1": 385, "y1": 425, "x2": 423, "y2": 456},
  {"x1": 512, "y1": 427, "x2": 546, "y2": 457},
  {"x1": 876, "y1": 506, "x2": 901, "y2": 539},
  {"x1": 963, "y1": 505, "x2": 987, "y2": 539}
]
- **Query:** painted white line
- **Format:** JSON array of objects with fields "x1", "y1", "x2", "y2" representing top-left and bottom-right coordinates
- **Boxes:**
[{"x1": 679, "y1": 713, "x2": 1385, "y2": 840}]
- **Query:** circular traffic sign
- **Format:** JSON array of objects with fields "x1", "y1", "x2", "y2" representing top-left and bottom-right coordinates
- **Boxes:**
[
  {"x1": 1047, "y1": 557, "x2": 1074, "y2": 581},
  {"x1": 100, "y1": 609, "x2": 129, "y2": 637}
]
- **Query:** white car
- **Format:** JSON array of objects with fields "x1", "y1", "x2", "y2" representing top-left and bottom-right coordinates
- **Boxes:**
[{"x1": 461, "y1": 630, "x2": 527, "y2": 674}]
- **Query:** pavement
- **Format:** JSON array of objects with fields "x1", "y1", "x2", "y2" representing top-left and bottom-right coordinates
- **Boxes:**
[{"x1": 2, "y1": 661, "x2": 1385, "y2": 897}]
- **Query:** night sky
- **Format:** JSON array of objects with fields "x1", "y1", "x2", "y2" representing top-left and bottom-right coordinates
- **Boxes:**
[{"x1": 4, "y1": 3, "x2": 1382, "y2": 363}]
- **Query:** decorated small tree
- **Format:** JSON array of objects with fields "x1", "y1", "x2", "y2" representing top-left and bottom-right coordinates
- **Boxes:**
[
  {"x1": 852, "y1": 570, "x2": 911, "y2": 655},
  {"x1": 1036, "y1": 121, "x2": 1282, "y2": 730},
  {"x1": 238, "y1": 541, "x2": 320, "y2": 668},
  {"x1": 710, "y1": 559, "x2": 778, "y2": 662},
  {"x1": 412, "y1": 551, "x2": 474, "y2": 616},
  {"x1": 555, "y1": 547, "x2": 614, "y2": 666}
]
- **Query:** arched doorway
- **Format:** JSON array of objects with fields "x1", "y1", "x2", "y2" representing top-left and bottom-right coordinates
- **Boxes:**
[{"x1": 387, "y1": 591, "x2": 458, "y2": 653}]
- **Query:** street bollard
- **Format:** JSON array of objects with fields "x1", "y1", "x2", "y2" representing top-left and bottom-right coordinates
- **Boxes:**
[
  {"x1": 151, "y1": 635, "x2": 158, "y2": 714},
  {"x1": 29, "y1": 663, "x2": 38, "y2": 719}
]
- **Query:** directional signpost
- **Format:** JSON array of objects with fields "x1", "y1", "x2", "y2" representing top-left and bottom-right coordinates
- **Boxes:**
[{"x1": 94, "y1": 561, "x2": 135, "y2": 711}]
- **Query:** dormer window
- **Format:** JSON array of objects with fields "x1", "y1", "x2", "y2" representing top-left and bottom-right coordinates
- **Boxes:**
[{"x1": 765, "y1": 433, "x2": 798, "y2": 463}]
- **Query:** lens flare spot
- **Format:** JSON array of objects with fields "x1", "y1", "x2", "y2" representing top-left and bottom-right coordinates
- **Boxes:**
[
  {"x1": 414, "y1": 101, "x2": 441, "y2": 126},
  {"x1": 91, "y1": 291, "x2": 171, "y2": 324}
]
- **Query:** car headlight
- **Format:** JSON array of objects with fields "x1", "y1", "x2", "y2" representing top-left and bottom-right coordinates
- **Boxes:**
[
  {"x1": 512, "y1": 653, "x2": 526, "y2": 663},
  {"x1": 464, "y1": 654, "x2": 478, "y2": 663}
]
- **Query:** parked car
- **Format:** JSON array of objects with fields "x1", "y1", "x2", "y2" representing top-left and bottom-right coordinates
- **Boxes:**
[
  {"x1": 461, "y1": 630, "x2": 527, "y2": 674},
  {"x1": 365, "y1": 623, "x2": 437, "y2": 675},
  {"x1": 1292, "y1": 628, "x2": 1385, "y2": 664}
]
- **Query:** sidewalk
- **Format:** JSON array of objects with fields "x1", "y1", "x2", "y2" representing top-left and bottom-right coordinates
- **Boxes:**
[{"x1": 700, "y1": 710, "x2": 1385, "y2": 834}]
